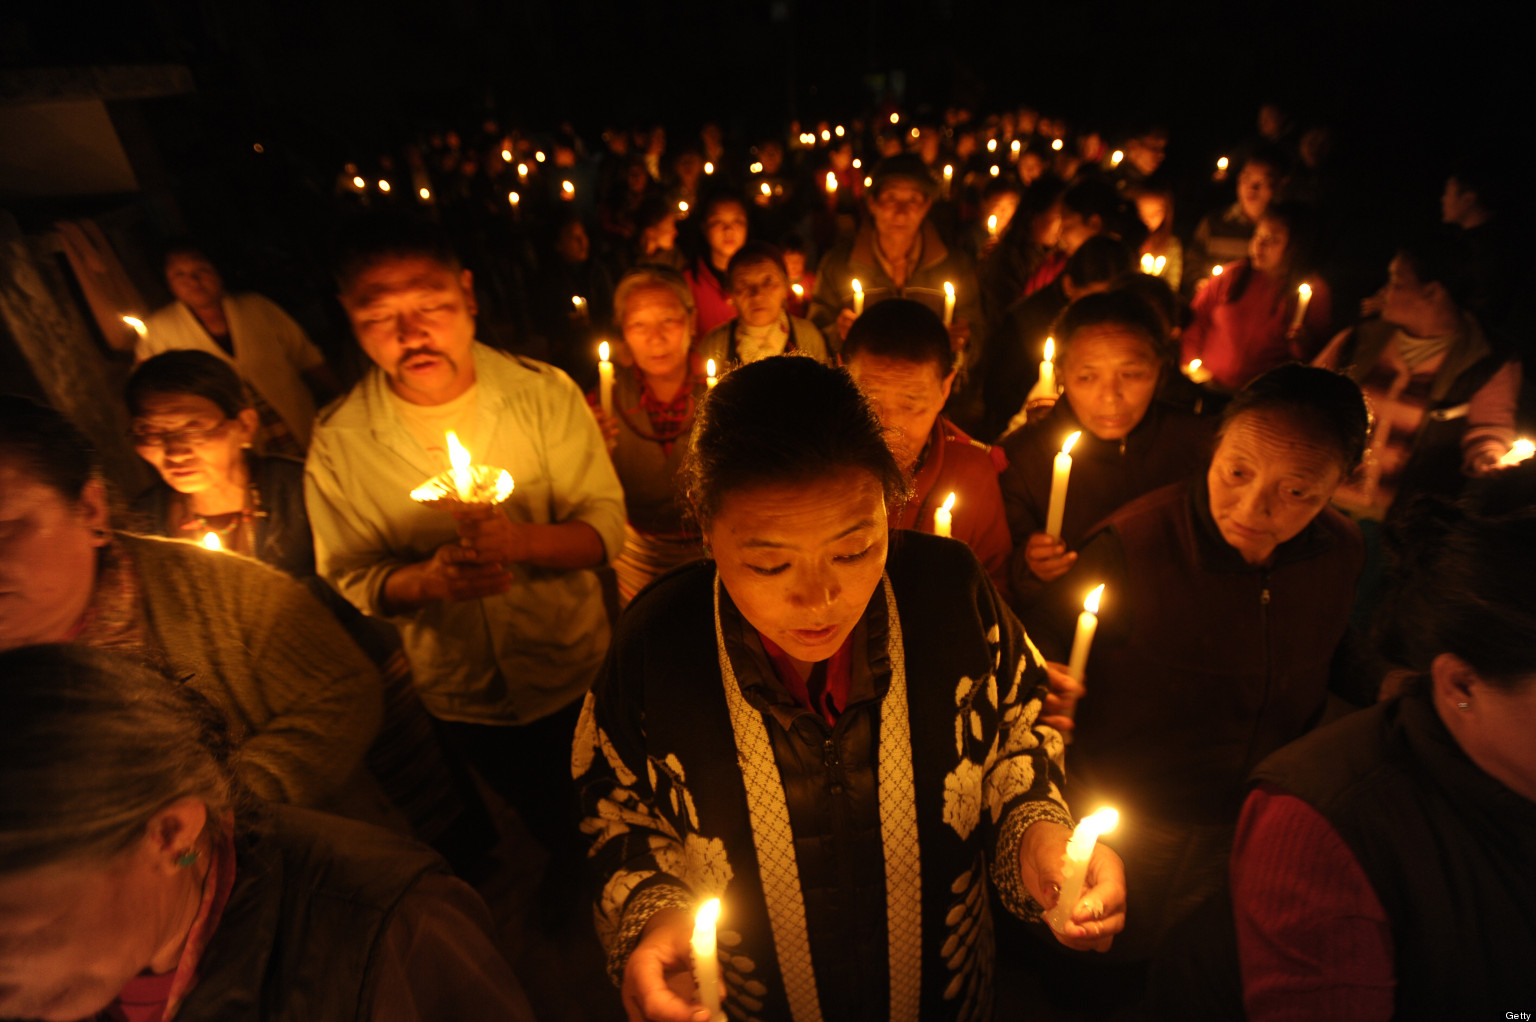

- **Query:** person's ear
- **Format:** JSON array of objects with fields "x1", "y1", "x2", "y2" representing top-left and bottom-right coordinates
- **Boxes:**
[
  {"x1": 77, "y1": 477, "x2": 112, "y2": 546},
  {"x1": 234, "y1": 408, "x2": 260, "y2": 446},
  {"x1": 1430, "y1": 651, "x2": 1478, "y2": 712},
  {"x1": 460, "y1": 269, "x2": 478, "y2": 318},
  {"x1": 143, "y1": 799, "x2": 210, "y2": 876},
  {"x1": 939, "y1": 368, "x2": 958, "y2": 403}
]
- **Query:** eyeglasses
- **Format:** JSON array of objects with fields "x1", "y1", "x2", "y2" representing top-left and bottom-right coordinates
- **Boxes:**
[{"x1": 131, "y1": 420, "x2": 230, "y2": 448}]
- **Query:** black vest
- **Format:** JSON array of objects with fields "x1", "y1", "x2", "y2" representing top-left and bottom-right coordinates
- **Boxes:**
[
  {"x1": 175, "y1": 805, "x2": 448, "y2": 1021},
  {"x1": 1252, "y1": 687, "x2": 1536, "y2": 1019}
]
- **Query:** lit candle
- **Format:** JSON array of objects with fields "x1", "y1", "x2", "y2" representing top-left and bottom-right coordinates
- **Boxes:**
[
  {"x1": 1111, "y1": 150, "x2": 1124, "y2": 166},
  {"x1": 535, "y1": 150, "x2": 546, "y2": 163},
  {"x1": 987, "y1": 214, "x2": 1000, "y2": 238},
  {"x1": 791, "y1": 282, "x2": 804, "y2": 299},
  {"x1": 122, "y1": 315, "x2": 148, "y2": 339},
  {"x1": 889, "y1": 112, "x2": 900, "y2": 125},
  {"x1": 691, "y1": 899, "x2": 725, "y2": 1022},
  {"x1": 851, "y1": 278, "x2": 864, "y2": 316},
  {"x1": 704, "y1": 161, "x2": 715, "y2": 175},
  {"x1": 706, "y1": 358, "x2": 718, "y2": 389},
  {"x1": 561, "y1": 180, "x2": 575, "y2": 200},
  {"x1": 942, "y1": 281, "x2": 956, "y2": 327},
  {"x1": 378, "y1": 179, "x2": 391, "y2": 193},
  {"x1": 943, "y1": 164, "x2": 954, "y2": 194},
  {"x1": 1498, "y1": 438, "x2": 1535, "y2": 467},
  {"x1": 445, "y1": 431, "x2": 475, "y2": 501},
  {"x1": 825, "y1": 171, "x2": 838, "y2": 194},
  {"x1": 989, "y1": 165, "x2": 1000, "y2": 178},
  {"x1": 822, "y1": 129, "x2": 832, "y2": 142},
  {"x1": 598, "y1": 341, "x2": 614, "y2": 416},
  {"x1": 1011, "y1": 139, "x2": 1022, "y2": 157},
  {"x1": 500, "y1": 148, "x2": 512, "y2": 163},
  {"x1": 518, "y1": 162, "x2": 529, "y2": 181},
  {"x1": 760, "y1": 181, "x2": 772, "y2": 198},
  {"x1": 852, "y1": 158, "x2": 861, "y2": 170},
  {"x1": 572, "y1": 295, "x2": 587, "y2": 316},
  {"x1": 1153, "y1": 255, "x2": 1166, "y2": 276},
  {"x1": 835, "y1": 124, "x2": 845, "y2": 137},
  {"x1": 1210, "y1": 264, "x2": 1224, "y2": 278},
  {"x1": 1052, "y1": 138, "x2": 1064, "y2": 151},
  {"x1": 1027, "y1": 337, "x2": 1058, "y2": 404},
  {"x1": 352, "y1": 175, "x2": 366, "y2": 190},
  {"x1": 508, "y1": 191, "x2": 521, "y2": 217},
  {"x1": 1140, "y1": 253, "x2": 1156, "y2": 274},
  {"x1": 1067, "y1": 584, "x2": 1104, "y2": 682},
  {"x1": 678, "y1": 200, "x2": 690, "y2": 215},
  {"x1": 201, "y1": 532, "x2": 222, "y2": 552},
  {"x1": 1217, "y1": 156, "x2": 1229, "y2": 172},
  {"x1": 750, "y1": 161, "x2": 764, "y2": 174},
  {"x1": 1045, "y1": 807, "x2": 1119, "y2": 934},
  {"x1": 418, "y1": 186, "x2": 431, "y2": 201},
  {"x1": 934, "y1": 492, "x2": 956, "y2": 538},
  {"x1": 863, "y1": 176, "x2": 873, "y2": 188},
  {"x1": 1185, "y1": 358, "x2": 1213, "y2": 384},
  {"x1": 1044, "y1": 431, "x2": 1081, "y2": 538},
  {"x1": 987, "y1": 139, "x2": 998, "y2": 154},
  {"x1": 1291, "y1": 283, "x2": 1313, "y2": 331}
]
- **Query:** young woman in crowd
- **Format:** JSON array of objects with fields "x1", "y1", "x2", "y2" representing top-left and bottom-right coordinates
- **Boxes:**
[
  {"x1": 1180, "y1": 202, "x2": 1333, "y2": 391},
  {"x1": 999, "y1": 290, "x2": 1216, "y2": 609},
  {"x1": 576, "y1": 356, "x2": 1125, "y2": 1022},
  {"x1": 0, "y1": 643, "x2": 533, "y2": 1022},
  {"x1": 684, "y1": 193, "x2": 750, "y2": 336},
  {"x1": 1023, "y1": 364, "x2": 1372, "y2": 959}
]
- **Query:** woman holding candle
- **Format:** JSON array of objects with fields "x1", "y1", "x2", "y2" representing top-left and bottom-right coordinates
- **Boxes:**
[
  {"x1": 126, "y1": 351, "x2": 314, "y2": 576},
  {"x1": 0, "y1": 644, "x2": 534, "y2": 1022},
  {"x1": 842, "y1": 298, "x2": 1014, "y2": 597},
  {"x1": 575, "y1": 356, "x2": 1125, "y2": 1022},
  {"x1": 1178, "y1": 202, "x2": 1333, "y2": 391},
  {"x1": 999, "y1": 291, "x2": 1216, "y2": 610},
  {"x1": 587, "y1": 267, "x2": 710, "y2": 605},
  {"x1": 1233, "y1": 497, "x2": 1536, "y2": 1020},
  {"x1": 1022, "y1": 364, "x2": 1371, "y2": 959}
]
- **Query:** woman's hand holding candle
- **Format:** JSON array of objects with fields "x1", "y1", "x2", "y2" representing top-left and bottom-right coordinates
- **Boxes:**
[
  {"x1": 1019, "y1": 819, "x2": 1127, "y2": 952},
  {"x1": 623, "y1": 907, "x2": 716, "y2": 1022},
  {"x1": 1023, "y1": 532, "x2": 1077, "y2": 582}
]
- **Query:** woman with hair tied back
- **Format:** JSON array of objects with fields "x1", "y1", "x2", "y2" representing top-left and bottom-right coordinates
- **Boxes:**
[
  {"x1": 1232, "y1": 495, "x2": 1536, "y2": 1021},
  {"x1": 1023, "y1": 363, "x2": 1374, "y2": 961},
  {"x1": 575, "y1": 355, "x2": 1126, "y2": 1022},
  {"x1": 0, "y1": 644, "x2": 532, "y2": 1022}
]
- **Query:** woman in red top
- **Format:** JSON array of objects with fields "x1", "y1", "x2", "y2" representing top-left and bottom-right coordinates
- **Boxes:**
[{"x1": 1180, "y1": 202, "x2": 1332, "y2": 391}]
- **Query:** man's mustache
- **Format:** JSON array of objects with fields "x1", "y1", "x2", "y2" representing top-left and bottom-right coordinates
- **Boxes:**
[{"x1": 397, "y1": 347, "x2": 454, "y2": 372}]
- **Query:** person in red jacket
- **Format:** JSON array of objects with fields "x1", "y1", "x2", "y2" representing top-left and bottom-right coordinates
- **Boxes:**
[
  {"x1": 685, "y1": 192, "x2": 749, "y2": 336},
  {"x1": 1180, "y1": 202, "x2": 1332, "y2": 391},
  {"x1": 842, "y1": 298, "x2": 1014, "y2": 597}
]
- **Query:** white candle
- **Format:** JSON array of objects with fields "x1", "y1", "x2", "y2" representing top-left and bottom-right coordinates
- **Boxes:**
[
  {"x1": 691, "y1": 899, "x2": 725, "y2": 1022},
  {"x1": 1498, "y1": 438, "x2": 1534, "y2": 467},
  {"x1": 598, "y1": 341, "x2": 615, "y2": 416},
  {"x1": 942, "y1": 281, "x2": 956, "y2": 327},
  {"x1": 706, "y1": 358, "x2": 718, "y2": 389},
  {"x1": 851, "y1": 278, "x2": 864, "y2": 316},
  {"x1": 1046, "y1": 807, "x2": 1119, "y2": 934},
  {"x1": 201, "y1": 532, "x2": 222, "y2": 552},
  {"x1": 1291, "y1": 283, "x2": 1313, "y2": 331},
  {"x1": 1026, "y1": 337, "x2": 1058, "y2": 405},
  {"x1": 1044, "y1": 431, "x2": 1081, "y2": 538},
  {"x1": 445, "y1": 431, "x2": 474, "y2": 501},
  {"x1": 1067, "y1": 583, "x2": 1104, "y2": 682},
  {"x1": 934, "y1": 492, "x2": 956, "y2": 538}
]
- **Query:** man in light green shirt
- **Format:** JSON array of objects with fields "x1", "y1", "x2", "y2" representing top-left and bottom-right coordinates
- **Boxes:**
[{"x1": 305, "y1": 219, "x2": 625, "y2": 870}]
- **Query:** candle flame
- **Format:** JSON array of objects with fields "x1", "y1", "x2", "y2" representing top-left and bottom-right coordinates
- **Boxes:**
[
  {"x1": 944, "y1": 281, "x2": 955, "y2": 299},
  {"x1": 864, "y1": 176, "x2": 873, "y2": 188},
  {"x1": 825, "y1": 171, "x2": 837, "y2": 191},
  {"x1": 1153, "y1": 255, "x2": 1167, "y2": 275},
  {"x1": 598, "y1": 340, "x2": 611, "y2": 363},
  {"x1": 562, "y1": 180, "x2": 575, "y2": 195},
  {"x1": 909, "y1": 127, "x2": 919, "y2": 139},
  {"x1": 1043, "y1": 337, "x2": 1054, "y2": 362},
  {"x1": 518, "y1": 162, "x2": 529, "y2": 176},
  {"x1": 889, "y1": 112, "x2": 900, "y2": 124},
  {"x1": 693, "y1": 897, "x2": 721, "y2": 942},
  {"x1": 201, "y1": 532, "x2": 222, "y2": 552},
  {"x1": 446, "y1": 431, "x2": 473, "y2": 501},
  {"x1": 679, "y1": 200, "x2": 689, "y2": 213},
  {"x1": 835, "y1": 125, "x2": 845, "y2": 137},
  {"x1": 419, "y1": 187, "x2": 431, "y2": 200},
  {"x1": 1141, "y1": 253, "x2": 1156, "y2": 274},
  {"x1": 509, "y1": 191, "x2": 520, "y2": 205},
  {"x1": 750, "y1": 161, "x2": 764, "y2": 174},
  {"x1": 792, "y1": 283, "x2": 804, "y2": 296},
  {"x1": 941, "y1": 492, "x2": 956, "y2": 513},
  {"x1": 352, "y1": 175, "x2": 365, "y2": 189},
  {"x1": 852, "y1": 158, "x2": 861, "y2": 169},
  {"x1": 501, "y1": 148, "x2": 512, "y2": 162},
  {"x1": 706, "y1": 358, "x2": 717, "y2": 379},
  {"x1": 989, "y1": 165, "x2": 1000, "y2": 177},
  {"x1": 760, "y1": 181, "x2": 772, "y2": 196},
  {"x1": 493, "y1": 470, "x2": 514, "y2": 503},
  {"x1": 1111, "y1": 150, "x2": 1124, "y2": 165},
  {"x1": 1189, "y1": 358, "x2": 1202, "y2": 371},
  {"x1": 1067, "y1": 806, "x2": 1119, "y2": 857},
  {"x1": 822, "y1": 129, "x2": 832, "y2": 142},
  {"x1": 535, "y1": 150, "x2": 546, "y2": 162},
  {"x1": 987, "y1": 139, "x2": 998, "y2": 153},
  {"x1": 122, "y1": 315, "x2": 148, "y2": 338},
  {"x1": 1211, "y1": 264, "x2": 1224, "y2": 277},
  {"x1": 1298, "y1": 282, "x2": 1312, "y2": 299},
  {"x1": 572, "y1": 294, "x2": 585, "y2": 309},
  {"x1": 1084, "y1": 583, "x2": 1105, "y2": 614},
  {"x1": 1498, "y1": 438, "x2": 1535, "y2": 467},
  {"x1": 851, "y1": 278, "x2": 863, "y2": 296},
  {"x1": 1062, "y1": 430, "x2": 1082, "y2": 456},
  {"x1": 943, "y1": 164, "x2": 953, "y2": 179},
  {"x1": 1217, "y1": 156, "x2": 1230, "y2": 170},
  {"x1": 704, "y1": 161, "x2": 715, "y2": 174},
  {"x1": 1052, "y1": 138, "x2": 1064, "y2": 151},
  {"x1": 1011, "y1": 139, "x2": 1022, "y2": 154},
  {"x1": 987, "y1": 214, "x2": 999, "y2": 233},
  {"x1": 378, "y1": 179, "x2": 391, "y2": 192}
]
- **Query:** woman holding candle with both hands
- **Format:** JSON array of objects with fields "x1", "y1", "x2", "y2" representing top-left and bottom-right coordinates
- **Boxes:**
[
  {"x1": 587, "y1": 267, "x2": 710, "y2": 605},
  {"x1": 999, "y1": 290, "x2": 1216, "y2": 611},
  {"x1": 1022, "y1": 364, "x2": 1372, "y2": 959},
  {"x1": 576, "y1": 356, "x2": 1125, "y2": 1022}
]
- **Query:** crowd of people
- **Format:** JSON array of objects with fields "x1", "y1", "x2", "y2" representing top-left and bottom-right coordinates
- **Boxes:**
[{"x1": 2, "y1": 97, "x2": 1534, "y2": 1022}]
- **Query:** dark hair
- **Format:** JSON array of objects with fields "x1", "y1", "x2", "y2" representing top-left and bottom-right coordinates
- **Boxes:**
[
  {"x1": 727, "y1": 240, "x2": 789, "y2": 287},
  {"x1": 1240, "y1": 144, "x2": 1289, "y2": 179},
  {"x1": 869, "y1": 154, "x2": 936, "y2": 199},
  {"x1": 1061, "y1": 178, "x2": 1120, "y2": 227},
  {"x1": 126, "y1": 351, "x2": 251, "y2": 420},
  {"x1": 1396, "y1": 228, "x2": 1474, "y2": 311},
  {"x1": 0, "y1": 394, "x2": 98, "y2": 502},
  {"x1": 0, "y1": 644, "x2": 242, "y2": 873},
  {"x1": 161, "y1": 238, "x2": 216, "y2": 271},
  {"x1": 1054, "y1": 289, "x2": 1167, "y2": 364},
  {"x1": 1378, "y1": 497, "x2": 1536, "y2": 687},
  {"x1": 841, "y1": 298, "x2": 955, "y2": 378},
  {"x1": 1218, "y1": 363, "x2": 1371, "y2": 473},
  {"x1": 684, "y1": 356, "x2": 909, "y2": 527},
  {"x1": 779, "y1": 234, "x2": 808, "y2": 257},
  {"x1": 1111, "y1": 271, "x2": 1182, "y2": 343},
  {"x1": 1446, "y1": 154, "x2": 1504, "y2": 215},
  {"x1": 333, "y1": 214, "x2": 462, "y2": 295},
  {"x1": 1064, "y1": 235, "x2": 1134, "y2": 288},
  {"x1": 699, "y1": 189, "x2": 748, "y2": 224},
  {"x1": 635, "y1": 195, "x2": 677, "y2": 232}
]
